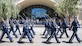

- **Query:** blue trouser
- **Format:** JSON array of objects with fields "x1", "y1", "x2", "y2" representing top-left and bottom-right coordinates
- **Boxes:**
[
  {"x1": 23, "y1": 29, "x2": 34, "y2": 38},
  {"x1": 28, "y1": 29, "x2": 34, "y2": 38},
  {"x1": 9, "y1": 27, "x2": 18, "y2": 38},
  {"x1": 57, "y1": 28, "x2": 62, "y2": 35},
  {"x1": 15, "y1": 26, "x2": 21, "y2": 35},
  {"x1": 45, "y1": 28, "x2": 51, "y2": 38},
  {"x1": 43, "y1": 27, "x2": 48, "y2": 35},
  {"x1": 60, "y1": 28, "x2": 69, "y2": 38},
  {"x1": 30, "y1": 27, "x2": 35, "y2": 35},
  {"x1": 18, "y1": 29, "x2": 32, "y2": 42},
  {"x1": 0, "y1": 29, "x2": 13, "y2": 42},
  {"x1": 46, "y1": 28, "x2": 60, "y2": 43},
  {"x1": 69, "y1": 31, "x2": 81, "y2": 42},
  {"x1": 22, "y1": 29, "x2": 34, "y2": 38}
]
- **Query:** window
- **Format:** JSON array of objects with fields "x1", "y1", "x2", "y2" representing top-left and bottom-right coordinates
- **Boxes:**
[{"x1": 32, "y1": 8, "x2": 47, "y2": 19}]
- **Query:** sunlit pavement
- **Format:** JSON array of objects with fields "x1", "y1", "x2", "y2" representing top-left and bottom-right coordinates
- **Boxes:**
[{"x1": 0, "y1": 25, "x2": 82, "y2": 46}]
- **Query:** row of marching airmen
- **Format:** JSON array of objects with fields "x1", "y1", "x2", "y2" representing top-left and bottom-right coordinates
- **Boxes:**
[
  {"x1": 0, "y1": 18, "x2": 35, "y2": 43},
  {"x1": 42, "y1": 16, "x2": 81, "y2": 43},
  {"x1": 0, "y1": 16, "x2": 81, "y2": 43}
]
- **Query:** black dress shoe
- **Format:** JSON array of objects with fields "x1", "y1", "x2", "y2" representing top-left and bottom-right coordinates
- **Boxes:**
[
  {"x1": 67, "y1": 36, "x2": 69, "y2": 38},
  {"x1": 19, "y1": 34, "x2": 21, "y2": 35},
  {"x1": 13, "y1": 34, "x2": 15, "y2": 35},
  {"x1": 22, "y1": 36, "x2": 26, "y2": 38},
  {"x1": 17, "y1": 41, "x2": 23, "y2": 43},
  {"x1": 30, "y1": 41, "x2": 34, "y2": 43},
  {"x1": 16, "y1": 36, "x2": 18, "y2": 38},
  {"x1": 10, "y1": 40, "x2": 13, "y2": 42},
  {"x1": 42, "y1": 34, "x2": 44, "y2": 35},
  {"x1": 6, "y1": 36, "x2": 9, "y2": 38},
  {"x1": 57, "y1": 42, "x2": 61, "y2": 43},
  {"x1": 59, "y1": 37, "x2": 62, "y2": 38},
  {"x1": 78, "y1": 41, "x2": 81, "y2": 43},
  {"x1": 32, "y1": 37, "x2": 34, "y2": 38}
]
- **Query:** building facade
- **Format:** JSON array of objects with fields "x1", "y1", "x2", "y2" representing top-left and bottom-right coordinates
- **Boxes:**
[{"x1": 14, "y1": 0, "x2": 82, "y2": 24}]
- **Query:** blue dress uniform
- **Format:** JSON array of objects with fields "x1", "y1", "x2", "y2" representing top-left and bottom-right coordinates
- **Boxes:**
[
  {"x1": 59, "y1": 18, "x2": 69, "y2": 38},
  {"x1": 26, "y1": 20, "x2": 34, "y2": 38},
  {"x1": 18, "y1": 22, "x2": 33, "y2": 43},
  {"x1": 43, "y1": 20, "x2": 49, "y2": 35},
  {"x1": 14, "y1": 20, "x2": 21, "y2": 35},
  {"x1": 28, "y1": 21, "x2": 35, "y2": 35},
  {"x1": 45, "y1": 20, "x2": 52, "y2": 38},
  {"x1": 46, "y1": 19, "x2": 60, "y2": 43},
  {"x1": 9, "y1": 20, "x2": 18, "y2": 38},
  {"x1": 68, "y1": 18, "x2": 81, "y2": 43},
  {"x1": 0, "y1": 21, "x2": 13, "y2": 42},
  {"x1": 57, "y1": 19, "x2": 63, "y2": 35}
]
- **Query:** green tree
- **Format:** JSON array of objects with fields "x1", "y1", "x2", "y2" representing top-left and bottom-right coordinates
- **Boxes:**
[
  {"x1": 0, "y1": 0, "x2": 19, "y2": 19},
  {"x1": 54, "y1": 0, "x2": 79, "y2": 24}
]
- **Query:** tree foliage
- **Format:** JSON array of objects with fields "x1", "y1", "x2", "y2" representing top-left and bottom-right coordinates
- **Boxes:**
[
  {"x1": 54, "y1": 0, "x2": 79, "y2": 17},
  {"x1": 0, "y1": 0, "x2": 19, "y2": 19}
]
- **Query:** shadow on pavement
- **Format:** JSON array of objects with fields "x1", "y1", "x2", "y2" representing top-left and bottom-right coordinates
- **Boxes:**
[
  {"x1": 40, "y1": 34, "x2": 43, "y2": 36},
  {"x1": 42, "y1": 41, "x2": 59, "y2": 44},
  {"x1": 62, "y1": 41, "x2": 73, "y2": 44},
  {"x1": 17, "y1": 41, "x2": 31, "y2": 44},
  {"x1": 0, "y1": 40, "x2": 9, "y2": 43},
  {"x1": 62, "y1": 40, "x2": 82, "y2": 43},
  {"x1": 41, "y1": 37, "x2": 47, "y2": 39}
]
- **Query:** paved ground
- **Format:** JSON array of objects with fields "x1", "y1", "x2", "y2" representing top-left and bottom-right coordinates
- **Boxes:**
[{"x1": 0, "y1": 25, "x2": 82, "y2": 46}]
